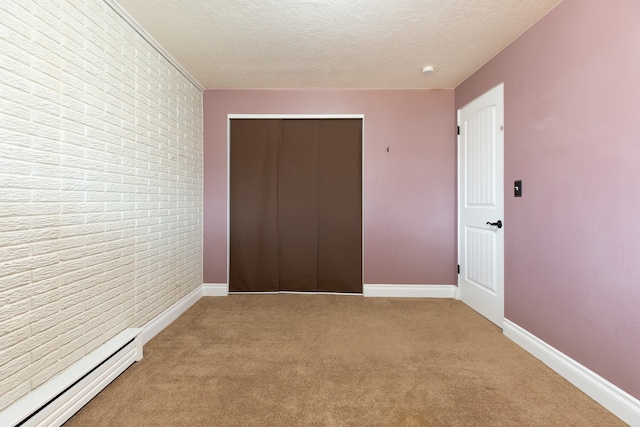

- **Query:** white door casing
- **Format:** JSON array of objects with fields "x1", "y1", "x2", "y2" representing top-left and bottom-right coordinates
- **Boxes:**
[{"x1": 458, "y1": 83, "x2": 505, "y2": 327}]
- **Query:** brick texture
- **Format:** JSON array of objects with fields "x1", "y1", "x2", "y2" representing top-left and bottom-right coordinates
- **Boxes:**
[{"x1": 0, "y1": 0, "x2": 203, "y2": 410}]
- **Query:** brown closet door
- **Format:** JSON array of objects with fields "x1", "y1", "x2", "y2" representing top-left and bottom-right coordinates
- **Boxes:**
[
  {"x1": 229, "y1": 119, "x2": 280, "y2": 292},
  {"x1": 278, "y1": 120, "x2": 319, "y2": 292},
  {"x1": 317, "y1": 119, "x2": 362, "y2": 293}
]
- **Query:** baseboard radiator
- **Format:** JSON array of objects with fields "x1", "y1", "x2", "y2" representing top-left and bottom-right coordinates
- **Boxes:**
[{"x1": 1, "y1": 328, "x2": 143, "y2": 427}]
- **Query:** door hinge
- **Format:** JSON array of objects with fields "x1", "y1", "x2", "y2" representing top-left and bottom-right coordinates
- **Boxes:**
[
  {"x1": 457, "y1": 126, "x2": 460, "y2": 135},
  {"x1": 457, "y1": 264, "x2": 460, "y2": 274}
]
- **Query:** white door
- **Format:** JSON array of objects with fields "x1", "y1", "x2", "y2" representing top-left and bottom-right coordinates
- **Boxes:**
[{"x1": 458, "y1": 83, "x2": 504, "y2": 327}]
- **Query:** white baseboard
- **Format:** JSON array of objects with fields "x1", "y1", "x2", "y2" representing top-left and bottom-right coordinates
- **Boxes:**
[
  {"x1": 503, "y1": 320, "x2": 640, "y2": 426},
  {"x1": 0, "y1": 329, "x2": 142, "y2": 427},
  {"x1": 139, "y1": 286, "x2": 202, "y2": 346},
  {"x1": 279, "y1": 291, "x2": 363, "y2": 296},
  {"x1": 13, "y1": 286, "x2": 635, "y2": 426},
  {"x1": 363, "y1": 284, "x2": 457, "y2": 298},
  {"x1": 1, "y1": 285, "x2": 210, "y2": 427},
  {"x1": 202, "y1": 283, "x2": 229, "y2": 296}
]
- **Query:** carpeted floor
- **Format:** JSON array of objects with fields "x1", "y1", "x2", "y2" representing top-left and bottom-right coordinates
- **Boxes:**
[{"x1": 64, "y1": 295, "x2": 626, "y2": 426}]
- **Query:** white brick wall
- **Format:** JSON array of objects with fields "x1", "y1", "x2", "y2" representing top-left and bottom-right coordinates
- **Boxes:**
[{"x1": 0, "y1": 0, "x2": 203, "y2": 410}]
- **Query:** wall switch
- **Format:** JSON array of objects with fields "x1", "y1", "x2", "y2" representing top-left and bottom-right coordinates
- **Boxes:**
[{"x1": 514, "y1": 180, "x2": 522, "y2": 197}]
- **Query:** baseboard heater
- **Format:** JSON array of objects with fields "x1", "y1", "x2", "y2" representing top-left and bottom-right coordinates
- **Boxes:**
[{"x1": 1, "y1": 328, "x2": 143, "y2": 427}]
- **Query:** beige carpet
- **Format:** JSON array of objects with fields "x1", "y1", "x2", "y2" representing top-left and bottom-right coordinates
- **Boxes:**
[{"x1": 65, "y1": 295, "x2": 626, "y2": 426}]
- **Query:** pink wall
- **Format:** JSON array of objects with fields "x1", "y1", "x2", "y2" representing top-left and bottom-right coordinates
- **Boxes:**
[
  {"x1": 203, "y1": 89, "x2": 456, "y2": 286},
  {"x1": 456, "y1": 0, "x2": 640, "y2": 398}
]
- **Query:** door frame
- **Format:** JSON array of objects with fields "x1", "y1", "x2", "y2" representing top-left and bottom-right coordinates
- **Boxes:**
[
  {"x1": 456, "y1": 83, "x2": 505, "y2": 326},
  {"x1": 226, "y1": 114, "x2": 365, "y2": 294}
]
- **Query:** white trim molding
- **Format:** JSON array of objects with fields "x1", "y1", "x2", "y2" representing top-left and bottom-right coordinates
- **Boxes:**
[
  {"x1": 1, "y1": 284, "x2": 212, "y2": 426},
  {"x1": 227, "y1": 114, "x2": 364, "y2": 120},
  {"x1": 140, "y1": 283, "x2": 229, "y2": 347},
  {"x1": 503, "y1": 319, "x2": 640, "y2": 426},
  {"x1": 103, "y1": 0, "x2": 204, "y2": 91},
  {"x1": 203, "y1": 283, "x2": 229, "y2": 296},
  {"x1": 139, "y1": 286, "x2": 202, "y2": 346},
  {"x1": 0, "y1": 329, "x2": 142, "y2": 427},
  {"x1": 8, "y1": 287, "x2": 635, "y2": 425},
  {"x1": 363, "y1": 284, "x2": 457, "y2": 298}
]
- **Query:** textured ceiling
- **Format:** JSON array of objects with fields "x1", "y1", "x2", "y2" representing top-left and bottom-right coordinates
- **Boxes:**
[{"x1": 114, "y1": 0, "x2": 562, "y2": 89}]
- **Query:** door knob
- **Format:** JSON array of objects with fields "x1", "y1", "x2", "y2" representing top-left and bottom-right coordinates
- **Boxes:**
[{"x1": 486, "y1": 220, "x2": 503, "y2": 229}]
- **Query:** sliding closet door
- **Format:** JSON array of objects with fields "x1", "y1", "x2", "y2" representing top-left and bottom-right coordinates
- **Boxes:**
[
  {"x1": 229, "y1": 119, "x2": 280, "y2": 292},
  {"x1": 230, "y1": 118, "x2": 362, "y2": 293},
  {"x1": 278, "y1": 120, "x2": 319, "y2": 292},
  {"x1": 317, "y1": 119, "x2": 362, "y2": 293}
]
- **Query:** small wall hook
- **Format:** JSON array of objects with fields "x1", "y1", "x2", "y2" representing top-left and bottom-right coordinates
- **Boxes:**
[{"x1": 386, "y1": 146, "x2": 390, "y2": 152}]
